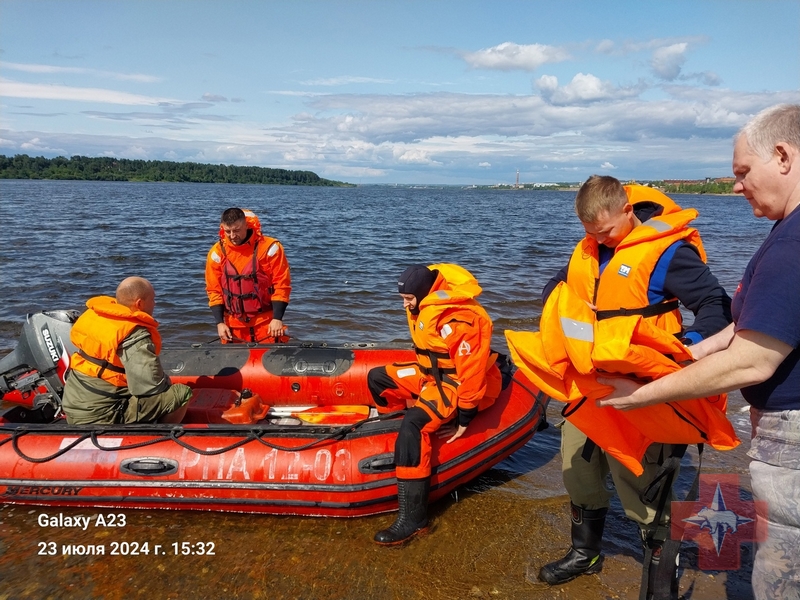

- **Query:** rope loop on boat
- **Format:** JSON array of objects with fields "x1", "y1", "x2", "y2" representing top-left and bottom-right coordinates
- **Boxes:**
[
  {"x1": 0, "y1": 410, "x2": 407, "y2": 464},
  {"x1": 251, "y1": 410, "x2": 406, "y2": 452},
  {"x1": 167, "y1": 428, "x2": 257, "y2": 456},
  {"x1": 10, "y1": 429, "x2": 94, "y2": 463}
]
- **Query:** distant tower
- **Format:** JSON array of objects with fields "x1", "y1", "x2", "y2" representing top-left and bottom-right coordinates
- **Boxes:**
[{"x1": 515, "y1": 169, "x2": 520, "y2": 189}]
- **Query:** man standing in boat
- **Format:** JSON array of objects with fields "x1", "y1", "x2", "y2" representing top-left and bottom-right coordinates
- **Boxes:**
[
  {"x1": 506, "y1": 176, "x2": 733, "y2": 599},
  {"x1": 61, "y1": 277, "x2": 191, "y2": 424},
  {"x1": 205, "y1": 207, "x2": 292, "y2": 343},
  {"x1": 368, "y1": 263, "x2": 502, "y2": 545}
]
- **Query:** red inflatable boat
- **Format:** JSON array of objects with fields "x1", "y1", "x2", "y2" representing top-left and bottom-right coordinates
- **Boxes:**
[{"x1": 0, "y1": 311, "x2": 546, "y2": 517}]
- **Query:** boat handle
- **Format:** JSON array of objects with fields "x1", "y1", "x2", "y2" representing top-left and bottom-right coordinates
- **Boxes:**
[
  {"x1": 120, "y1": 457, "x2": 179, "y2": 477},
  {"x1": 358, "y1": 452, "x2": 396, "y2": 474}
]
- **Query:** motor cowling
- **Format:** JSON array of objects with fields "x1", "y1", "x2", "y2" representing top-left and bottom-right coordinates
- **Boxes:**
[{"x1": 0, "y1": 310, "x2": 79, "y2": 406}]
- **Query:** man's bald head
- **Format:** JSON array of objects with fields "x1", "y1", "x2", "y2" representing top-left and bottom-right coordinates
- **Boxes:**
[{"x1": 116, "y1": 277, "x2": 156, "y2": 315}]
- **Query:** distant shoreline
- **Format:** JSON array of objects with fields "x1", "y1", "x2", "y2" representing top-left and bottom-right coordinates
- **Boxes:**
[{"x1": 0, "y1": 154, "x2": 355, "y2": 187}]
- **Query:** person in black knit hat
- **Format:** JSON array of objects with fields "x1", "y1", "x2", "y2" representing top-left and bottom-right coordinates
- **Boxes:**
[{"x1": 368, "y1": 263, "x2": 502, "y2": 545}]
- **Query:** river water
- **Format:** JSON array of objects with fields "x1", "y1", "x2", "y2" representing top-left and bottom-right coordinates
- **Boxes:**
[{"x1": 0, "y1": 180, "x2": 772, "y2": 599}]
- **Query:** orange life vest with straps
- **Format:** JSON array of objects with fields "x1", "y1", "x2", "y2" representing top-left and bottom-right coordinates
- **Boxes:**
[
  {"x1": 69, "y1": 296, "x2": 161, "y2": 388},
  {"x1": 218, "y1": 210, "x2": 279, "y2": 319},
  {"x1": 409, "y1": 263, "x2": 497, "y2": 411},
  {"x1": 506, "y1": 186, "x2": 739, "y2": 475}
]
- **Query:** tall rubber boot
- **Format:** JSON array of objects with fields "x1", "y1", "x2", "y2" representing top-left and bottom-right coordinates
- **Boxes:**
[
  {"x1": 538, "y1": 504, "x2": 607, "y2": 585},
  {"x1": 640, "y1": 537, "x2": 680, "y2": 600},
  {"x1": 374, "y1": 478, "x2": 429, "y2": 545}
]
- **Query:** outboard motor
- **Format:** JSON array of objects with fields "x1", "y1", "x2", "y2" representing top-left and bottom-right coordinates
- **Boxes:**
[{"x1": 0, "y1": 310, "x2": 79, "y2": 409}]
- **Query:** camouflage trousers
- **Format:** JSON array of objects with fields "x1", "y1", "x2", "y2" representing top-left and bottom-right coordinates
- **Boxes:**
[{"x1": 749, "y1": 407, "x2": 800, "y2": 600}]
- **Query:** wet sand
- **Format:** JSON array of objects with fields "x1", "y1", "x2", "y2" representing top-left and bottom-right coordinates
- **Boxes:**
[{"x1": 0, "y1": 395, "x2": 755, "y2": 600}]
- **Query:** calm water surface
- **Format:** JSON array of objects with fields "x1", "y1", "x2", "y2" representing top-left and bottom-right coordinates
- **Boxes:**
[{"x1": 0, "y1": 181, "x2": 771, "y2": 599}]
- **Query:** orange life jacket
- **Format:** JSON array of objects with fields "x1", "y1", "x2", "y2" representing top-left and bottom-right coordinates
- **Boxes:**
[
  {"x1": 409, "y1": 263, "x2": 497, "y2": 410},
  {"x1": 69, "y1": 296, "x2": 161, "y2": 388},
  {"x1": 506, "y1": 186, "x2": 739, "y2": 474},
  {"x1": 217, "y1": 210, "x2": 280, "y2": 319}
]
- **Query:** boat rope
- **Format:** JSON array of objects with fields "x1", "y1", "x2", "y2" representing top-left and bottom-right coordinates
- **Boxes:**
[
  {"x1": 251, "y1": 410, "x2": 406, "y2": 452},
  {"x1": 0, "y1": 410, "x2": 406, "y2": 464},
  {"x1": 8, "y1": 430, "x2": 95, "y2": 464}
]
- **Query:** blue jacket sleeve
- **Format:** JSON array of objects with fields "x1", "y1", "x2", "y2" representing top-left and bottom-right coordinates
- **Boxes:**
[
  {"x1": 663, "y1": 243, "x2": 732, "y2": 341},
  {"x1": 542, "y1": 265, "x2": 568, "y2": 304}
]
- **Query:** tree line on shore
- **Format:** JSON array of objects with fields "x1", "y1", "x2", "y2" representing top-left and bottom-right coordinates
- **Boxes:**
[
  {"x1": 658, "y1": 180, "x2": 735, "y2": 194},
  {"x1": 0, "y1": 154, "x2": 354, "y2": 187}
]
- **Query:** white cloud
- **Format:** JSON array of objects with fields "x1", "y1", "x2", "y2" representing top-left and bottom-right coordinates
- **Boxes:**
[
  {"x1": 19, "y1": 137, "x2": 65, "y2": 153},
  {"x1": 0, "y1": 78, "x2": 175, "y2": 105},
  {"x1": 0, "y1": 61, "x2": 161, "y2": 83},
  {"x1": 395, "y1": 148, "x2": 440, "y2": 165},
  {"x1": 479, "y1": 161, "x2": 491, "y2": 168},
  {"x1": 461, "y1": 42, "x2": 570, "y2": 71},
  {"x1": 651, "y1": 43, "x2": 688, "y2": 81},
  {"x1": 600, "y1": 161, "x2": 616, "y2": 169},
  {"x1": 596, "y1": 36, "x2": 707, "y2": 57},
  {"x1": 202, "y1": 93, "x2": 228, "y2": 102},
  {"x1": 536, "y1": 73, "x2": 644, "y2": 105}
]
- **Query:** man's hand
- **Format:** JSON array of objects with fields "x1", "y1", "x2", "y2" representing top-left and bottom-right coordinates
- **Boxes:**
[
  {"x1": 446, "y1": 425, "x2": 468, "y2": 443},
  {"x1": 268, "y1": 319, "x2": 286, "y2": 338},
  {"x1": 217, "y1": 322, "x2": 233, "y2": 342},
  {"x1": 595, "y1": 377, "x2": 647, "y2": 411}
]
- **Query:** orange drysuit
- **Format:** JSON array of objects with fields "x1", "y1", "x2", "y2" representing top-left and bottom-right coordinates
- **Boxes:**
[
  {"x1": 205, "y1": 210, "x2": 291, "y2": 343},
  {"x1": 369, "y1": 264, "x2": 501, "y2": 479}
]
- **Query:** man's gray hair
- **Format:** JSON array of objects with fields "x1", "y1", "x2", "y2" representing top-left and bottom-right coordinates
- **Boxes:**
[{"x1": 739, "y1": 104, "x2": 800, "y2": 161}]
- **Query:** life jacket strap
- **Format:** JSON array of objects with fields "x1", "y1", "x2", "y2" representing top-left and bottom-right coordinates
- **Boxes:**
[
  {"x1": 414, "y1": 346, "x2": 451, "y2": 360},
  {"x1": 77, "y1": 349, "x2": 126, "y2": 379},
  {"x1": 596, "y1": 299, "x2": 679, "y2": 321}
]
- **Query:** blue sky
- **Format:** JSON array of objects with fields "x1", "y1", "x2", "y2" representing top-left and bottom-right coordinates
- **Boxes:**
[{"x1": 1, "y1": 0, "x2": 799, "y2": 185}]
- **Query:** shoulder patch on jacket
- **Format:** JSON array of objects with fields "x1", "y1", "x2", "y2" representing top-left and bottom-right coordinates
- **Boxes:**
[
  {"x1": 267, "y1": 242, "x2": 280, "y2": 257},
  {"x1": 211, "y1": 250, "x2": 222, "y2": 264}
]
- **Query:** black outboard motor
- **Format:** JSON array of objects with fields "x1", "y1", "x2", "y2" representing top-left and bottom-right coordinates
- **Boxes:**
[{"x1": 0, "y1": 310, "x2": 79, "y2": 409}]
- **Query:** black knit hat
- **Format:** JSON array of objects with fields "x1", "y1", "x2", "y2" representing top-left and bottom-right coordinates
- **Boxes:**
[{"x1": 398, "y1": 264, "x2": 438, "y2": 306}]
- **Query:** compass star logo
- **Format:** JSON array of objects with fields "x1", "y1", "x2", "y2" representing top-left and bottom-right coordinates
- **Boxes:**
[{"x1": 672, "y1": 474, "x2": 767, "y2": 570}]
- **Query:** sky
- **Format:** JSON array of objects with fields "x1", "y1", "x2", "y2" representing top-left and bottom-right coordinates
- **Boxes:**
[{"x1": 1, "y1": 0, "x2": 799, "y2": 185}]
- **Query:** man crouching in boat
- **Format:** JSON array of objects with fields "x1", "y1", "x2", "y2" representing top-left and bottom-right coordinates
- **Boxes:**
[
  {"x1": 368, "y1": 264, "x2": 502, "y2": 545},
  {"x1": 61, "y1": 277, "x2": 191, "y2": 425},
  {"x1": 205, "y1": 207, "x2": 292, "y2": 343}
]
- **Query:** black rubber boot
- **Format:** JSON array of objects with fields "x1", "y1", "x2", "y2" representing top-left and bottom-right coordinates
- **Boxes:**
[
  {"x1": 641, "y1": 537, "x2": 680, "y2": 600},
  {"x1": 537, "y1": 504, "x2": 607, "y2": 585},
  {"x1": 374, "y1": 478, "x2": 430, "y2": 545}
]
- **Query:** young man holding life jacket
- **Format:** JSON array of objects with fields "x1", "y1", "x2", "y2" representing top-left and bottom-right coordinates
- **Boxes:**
[
  {"x1": 61, "y1": 277, "x2": 192, "y2": 425},
  {"x1": 205, "y1": 208, "x2": 292, "y2": 344},
  {"x1": 506, "y1": 176, "x2": 735, "y2": 600},
  {"x1": 598, "y1": 105, "x2": 800, "y2": 600},
  {"x1": 367, "y1": 264, "x2": 502, "y2": 545}
]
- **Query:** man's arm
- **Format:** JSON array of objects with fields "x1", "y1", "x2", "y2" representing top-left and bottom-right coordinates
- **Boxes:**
[
  {"x1": 542, "y1": 264, "x2": 568, "y2": 304},
  {"x1": 437, "y1": 313, "x2": 492, "y2": 445},
  {"x1": 260, "y1": 240, "x2": 291, "y2": 337},
  {"x1": 205, "y1": 244, "x2": 232, "y2": 340},
  {"x1": 597, "y1": 328, "x2": 792, "y2": 410},
  {"x1": 118, "y1": 328, "x2": 171, "y2": 397},
  {"x1": 663, "y1": 243, "x2": 732, "y2": 341},
  {"x1": 205, "y1": 243, "x2": 225, "y2": 308}
]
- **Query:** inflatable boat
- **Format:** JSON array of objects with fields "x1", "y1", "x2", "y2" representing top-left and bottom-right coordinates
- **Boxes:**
[{"x1": 0, "y1": 311, "x2": 546, "y2": 517}]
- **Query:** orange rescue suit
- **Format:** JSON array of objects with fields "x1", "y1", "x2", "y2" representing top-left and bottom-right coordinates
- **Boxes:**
[
  {"x1": 205, "y1": 210, "x2": 291, "y2": 340},
  {"x1": 506, "y1": 186, "x2": 739, "y2": 475},
  {"x1": 378, "y1": 264, "x2": 501, "y2": 479},
  {"x1": 69, "y1": 296, "x2": 161, "y2": 388}
]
